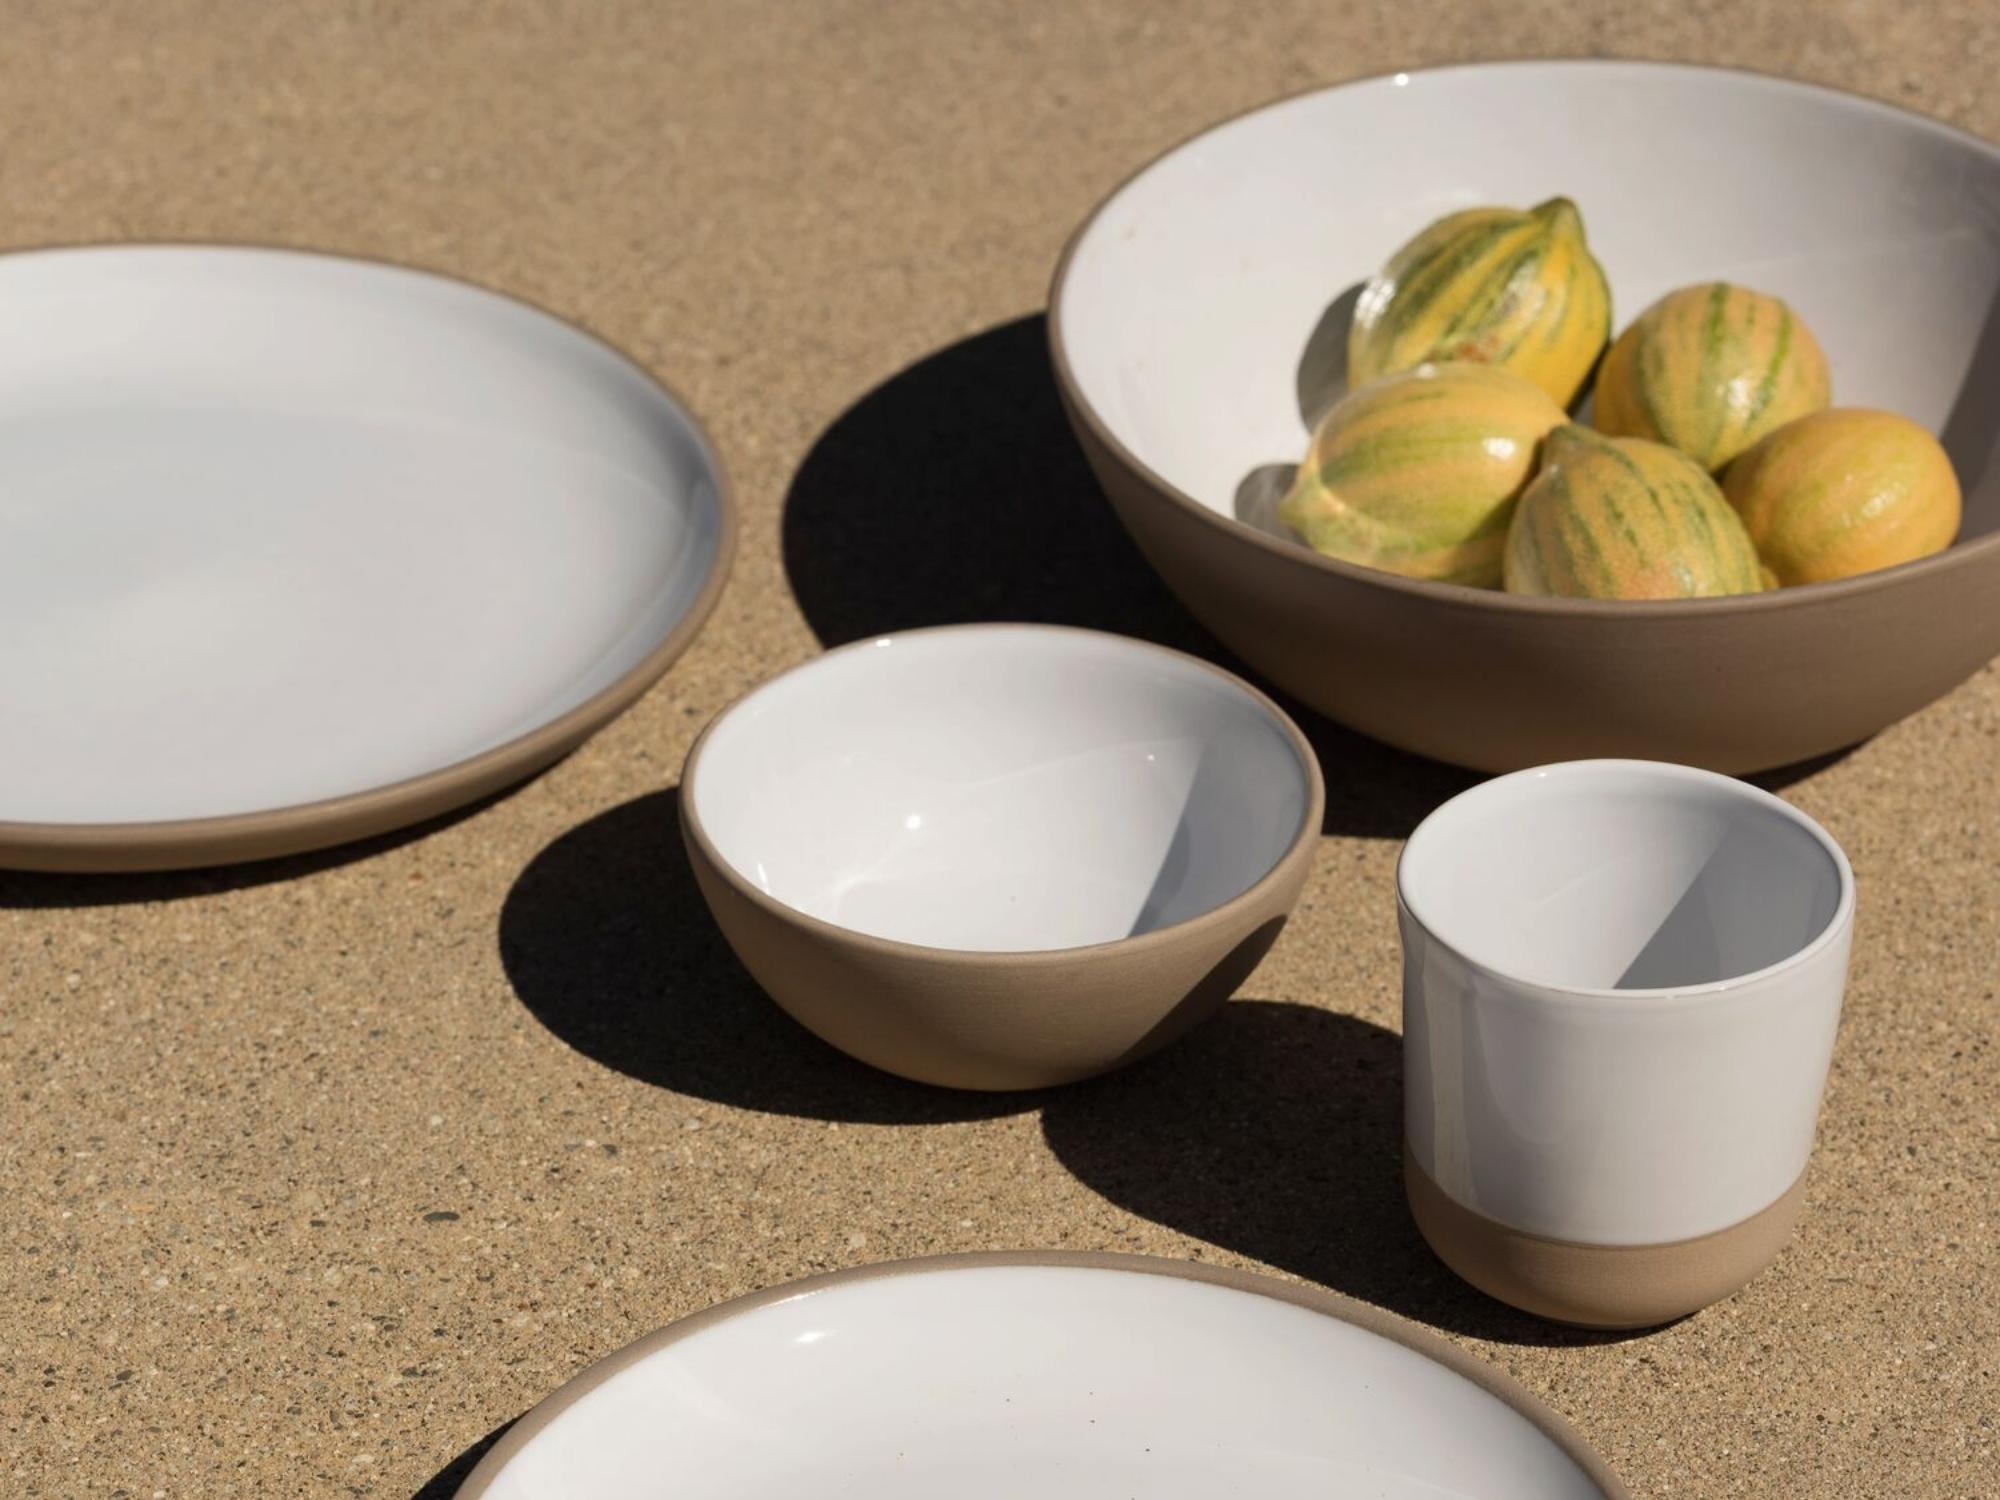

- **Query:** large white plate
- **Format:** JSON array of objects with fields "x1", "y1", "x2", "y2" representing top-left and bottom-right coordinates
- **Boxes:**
[
  {"x1": 455, "y1": 1253, "x2": 1626, "y2": 1499},
  {"x1": 0, "y1": 246, "x2": 734, "y2": 871}
]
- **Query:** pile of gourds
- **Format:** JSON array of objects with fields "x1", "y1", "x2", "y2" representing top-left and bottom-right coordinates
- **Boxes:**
[{"x1": 1280, "y1": 198, "x2": 1962, "y2": 598}]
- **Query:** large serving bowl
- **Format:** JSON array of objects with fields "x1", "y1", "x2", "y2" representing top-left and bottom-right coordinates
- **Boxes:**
[{"x1": 1050, "y1": 61, "x2": 2000, "y2": 773}]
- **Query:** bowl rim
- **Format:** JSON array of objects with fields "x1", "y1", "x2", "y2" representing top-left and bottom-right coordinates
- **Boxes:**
[
  {"x1": 1395, "y1": 757, "x2": 1857, "y2": 1004},
  {"x1": 678, "y1": 621, "x2": 1327, "y2": 964},
  {"x1": 449, "y1": 1249, "x2": 1630, "y2": 1500},
  {"x1": 0, "y1": 239, "x2": 740, "y2": 872},
  {"x1": 1046, "y1": 56, "x2": 2000, "y2": 619}
]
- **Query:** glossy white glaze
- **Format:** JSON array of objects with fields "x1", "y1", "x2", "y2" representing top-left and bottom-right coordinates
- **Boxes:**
[
  {"x1": 1399, "y1": 761, "x2": 1854, "y2": 1245},
  {"x1": 0, "y1": 246, "x2": 726, "y2": 824},
  {"x1": 1057, "y1": 61, "x2": 1999, "y2": 537},
  {"x1": 689, "y1": 626, "x2": 1315, "y2": 951},
  {"x1": 467, "y1": 1263, "x2": 1611, "y2": 1498}
]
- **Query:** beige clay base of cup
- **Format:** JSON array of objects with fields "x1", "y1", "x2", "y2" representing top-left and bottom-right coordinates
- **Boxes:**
[{"x1": 1405, "y1": 1147, "x2": 1806, "y2": 1330}]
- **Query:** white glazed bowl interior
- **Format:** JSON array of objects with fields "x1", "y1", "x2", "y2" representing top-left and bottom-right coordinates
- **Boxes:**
[
  {"x1": 689, "y1": 628, "x2": 1315, "y2": 952},
  {"x1": 1400, "y1": 761, "x2": 1848, "y2": 993},
  {"x1": 1056, "y1": 60, "x2": 1999, "y2": 542},
  {"x1": 468, "y1": 1263, "x2": 1612, "y2": 1499}
]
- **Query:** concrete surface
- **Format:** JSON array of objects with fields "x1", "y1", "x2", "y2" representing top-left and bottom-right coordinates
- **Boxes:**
[{"x1": 1, "y1": 2, "x2": 1994, "y2": 1494}]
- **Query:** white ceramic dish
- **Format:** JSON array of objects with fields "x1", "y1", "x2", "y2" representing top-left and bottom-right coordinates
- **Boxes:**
[
  {"x1": 1398, "y1": 760, "x2": 1855, "y2": 1326},
  {"x1": 680, "y1": 625, "x2": 1324, "y2": 1088},
  {"x1": 1051, "y1": 60, "x2": 2000, "y2": 772},
  {"x1": 1058, "y1": 61, "x2": 1995, "y2": 507},
  {"x1": 0, "y1": 245, "x2": 734, "y2": 871},
  {"x1": 454, "y1": 1253, "x2": 1626, "y2": 1498}
]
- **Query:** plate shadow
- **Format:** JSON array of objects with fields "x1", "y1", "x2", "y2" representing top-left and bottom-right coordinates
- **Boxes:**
[
  {"x1": 0, "y1": 782, "x2": 521, "y2": 911},
  {"x1": 1040, "y1": 998, "x2": 1654, "y2": 1347},
  {"x1": 497, "y1": 787, "x2": 1036, "y2": 1124}
]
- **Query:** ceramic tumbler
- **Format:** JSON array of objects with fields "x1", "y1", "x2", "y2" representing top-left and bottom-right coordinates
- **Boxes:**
[{"x1": 1397, "y1": 760, "x2": 1855, "y2": 1327}]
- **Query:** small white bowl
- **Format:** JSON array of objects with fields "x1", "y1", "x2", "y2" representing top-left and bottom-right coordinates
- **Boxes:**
[
  {"x1": 1398, "y1": 760, "x2": 1856, "y2": 1326},
  {"x1": 680, "y1": 625, "x2": 1323, "y2": 1089}
]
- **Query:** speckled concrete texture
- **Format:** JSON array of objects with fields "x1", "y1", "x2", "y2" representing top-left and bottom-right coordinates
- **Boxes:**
[{"x1": 1, "y1": 2, "x2": 1995, "y2": 1495}]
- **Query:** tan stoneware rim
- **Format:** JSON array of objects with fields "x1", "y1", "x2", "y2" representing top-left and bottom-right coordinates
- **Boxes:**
[
  {"x1": 678, "y1": 621, "x2": 1328, "y2": 966},
  {"x1": 1046, "y1": 56, "x2": 2000, "y2": 621},
  {"x1": 451, "y1": 1249, "x2": 1631, "y2": 1499},
  {"x1": 0, "y1": 241, "x2": 740, "y2": 873},
  {"x1": 1395, "y1": 758, "x2": 1857, "y2": 1005}
]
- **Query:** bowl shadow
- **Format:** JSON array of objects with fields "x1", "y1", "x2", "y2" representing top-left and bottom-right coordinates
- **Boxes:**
[
  {"x1": 1040, "y1": 998, "x2": 1666, "y2": 1347},
  {"x1": 780, "y1": 312, "x2": 1495, "y2": 840},
  {"x1": 497, "y1": 787, "x2": 1039, "y2": 1124},
  {"x1": 782, "y1": 313, "x2": 1210, "y2": 653}
]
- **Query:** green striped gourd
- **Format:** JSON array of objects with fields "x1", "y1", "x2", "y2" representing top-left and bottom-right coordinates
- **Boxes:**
[
  {"x1": 1504, "y1": 425, "x2": 1765, "y2": 599},
  {"x1": 1347, "y1": 197, "x2": 1612, "y2": 408},
  {"x1": 1593, "y1": 282, "x2": 1831, "y2": 470},
  {"x1": 1279, "y1": 362, "x2": 1566, "y2": 587},
  {"x1": 1723, "y1": 408, "x2": 1961, "y2": 585}
]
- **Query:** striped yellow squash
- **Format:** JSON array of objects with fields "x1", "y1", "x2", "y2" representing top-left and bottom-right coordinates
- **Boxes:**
[
  {"x1": 1593, "y1": 282, "x2": 1831, "y2": 470},
  {"x1": 1723, "y1": 408, "x2": 1961, "y2": 585},
  {"x1": 1347, "y1": 197, "x2": 1611, "y2": 408},
  {"x1": 1280, "y1": 362, "x2": 1566, "y2": 587},
  {"x1": 1504, "y1": 425, "x2": 1765, "y2": 599}
]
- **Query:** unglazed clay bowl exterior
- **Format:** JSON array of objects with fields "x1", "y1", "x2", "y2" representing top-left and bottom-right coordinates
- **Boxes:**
[
  {"x1": 1049, "y1": 60, "x2": 2000, "y2": 774},
  {"x1": 680, "y1": 625, "x2": 1324, "y2": 1090},
  {"x1": 1397, "y1": 760, "x2": 1855, "y2": 1327}
]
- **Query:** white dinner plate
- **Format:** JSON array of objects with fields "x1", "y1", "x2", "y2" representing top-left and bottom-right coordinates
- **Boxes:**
[
  {"x1": 0, "y1": 245, "x2": 734, "y2": 871},
  {"x1": 454, "y1": 1253, "x2": 1626, "y2": 1499}
]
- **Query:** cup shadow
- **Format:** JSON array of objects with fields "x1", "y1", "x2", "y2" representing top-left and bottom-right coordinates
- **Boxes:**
[
  {"x1": 1040, "y1": 998, "x2": 1656, "y2": 1347},
  {"x1": 496, "y1": 787, "x2": 1038, "y2": 1124}
]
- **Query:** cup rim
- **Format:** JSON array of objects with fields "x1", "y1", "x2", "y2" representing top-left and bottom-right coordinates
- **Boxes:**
[
  {"x1": 1396, "y1": 758, "x2": 1856, "y2": 1003},
  {"x1": 679, "y1": 622, "x2": 1327, "y2": 964}
]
